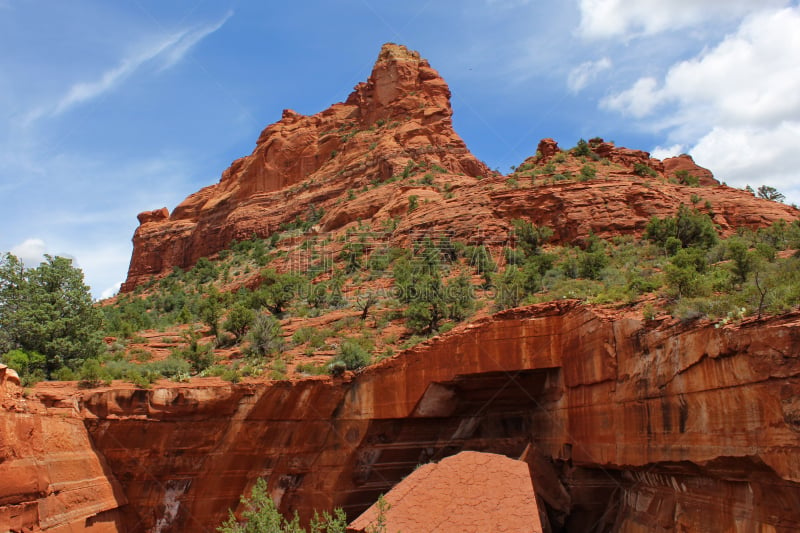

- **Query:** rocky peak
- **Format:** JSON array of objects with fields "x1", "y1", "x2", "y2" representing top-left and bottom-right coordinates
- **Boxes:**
[
  {"x1": 663, "y1": 153, "x2": 719, "y2": 186},
  {"x1": 121, "y1": 43, "x2": 489, "y2": 292},
  {"x1": 346, "y1": 42, "x2": 453, "y2": 126},
  {"x1": 536, "y1": 138, "x2": 561, "y2": 160}
]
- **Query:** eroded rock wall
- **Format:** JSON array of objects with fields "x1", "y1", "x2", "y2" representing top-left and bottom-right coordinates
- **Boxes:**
[
  {"x1": 3, "y1": 304, "x2": 799, "y2": 531},
  {"x1": 0, "y1": 376, "x2": 126, "y2": 532},
  {"x1": 9, "y1": 303, "x2": 788, "y2": 532}
]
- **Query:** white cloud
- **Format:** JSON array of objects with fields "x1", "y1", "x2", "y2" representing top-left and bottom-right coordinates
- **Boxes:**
[
  {"x1": 10, "y1": 238, "x2": 47, "y2": 267},
  {"x1": 691, "y1": 122, "x2": 800, "y2": 197},
  {"x1": 30, "y1": 11, "x2": 232, "y2": 120},
  {"x1": 578, "y1": 0, "x2": 788, "y2": 39},
  {"x1": 601, "y1": 77, "x2": 660, "y2": 117},
  {"x1": 600, "y1": 6, "x2": 800, "y2": 204},
  {"x1": 567, "y1": 57, "x2": 611, "y2": 93},
  {"x1": 651, "y1": 144, "x2": 686, "y2": 160},
  {"x1": 101, "y1": 282, "x2": 122, "y2": 300},
  {"x1": 158, "y1": 11, "x2": 233, "y2": 71}
]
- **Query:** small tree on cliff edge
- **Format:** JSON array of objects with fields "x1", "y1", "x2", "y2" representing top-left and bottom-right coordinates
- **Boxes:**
[
  {"x1": 0, "y1": 253, "x2": 102, "y2": 378},
  {"x1": 757, "y1": 185, "x2": 785, "y2": 203}
]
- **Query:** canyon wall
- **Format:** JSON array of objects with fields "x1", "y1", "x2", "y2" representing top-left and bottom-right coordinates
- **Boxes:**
[
  {"x1": 4, "y1": 302, "x2": 799, "y2": 531},
  {"x1": 0, "y1": 372, "x2": 126, "y2": 532}
]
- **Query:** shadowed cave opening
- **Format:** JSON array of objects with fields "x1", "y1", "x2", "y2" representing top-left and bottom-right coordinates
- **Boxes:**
[{"x1": 331, "y1": 367, "x2": 621, "y2": 532}]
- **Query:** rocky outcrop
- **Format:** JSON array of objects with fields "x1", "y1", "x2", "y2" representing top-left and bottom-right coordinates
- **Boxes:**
[
  {"x1": 347, "y1": 451, "x2": 542, "y2": 532},
  {"x1": 4, "y1": 303, "x2": 798, "y2": 531},
  {"x1": 663, "y1": 153, "x2": 718, "y2": 187},
  {"x1": 0, "y1": 378, "x2": 127, "y2": 532}
]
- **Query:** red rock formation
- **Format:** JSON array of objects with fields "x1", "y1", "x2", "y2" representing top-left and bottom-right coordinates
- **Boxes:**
[
  {"x1": 121, "y1": 45, "x2": 799, "y2": 292},
  {"x1": 663, "y1": 153, "x2": 718, "y2": 186},
  {"x1": 0, "y1": 374, "x2": 127, "y2": 532},
  {"x1": 4, "y1": 304, "x2": 798, "y2": 531},
  {"x1": 347, "y1": 451, "x2": 542, "y2": 533},
  {"x1": 121, "y1": 43, "x2": 489, "y2": 291}
]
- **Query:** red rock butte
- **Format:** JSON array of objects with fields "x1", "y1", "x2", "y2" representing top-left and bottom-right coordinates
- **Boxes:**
[{"x1": 120, "y1": 43, "x2": 798, "y2": 292}]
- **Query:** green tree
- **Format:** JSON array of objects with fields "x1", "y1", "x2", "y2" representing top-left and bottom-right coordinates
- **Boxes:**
[
  {"x1": 403, "y1": 273, "x2": 447, "y2": 333},
  {"x1": 664, "y1": 247, "x2": 711, "y2": 298},
  {"x1": 467, "y1": 245, "x2": 496, "y2": 275},
  {"x1": 495, "y1": 266, "x2": 526, "y2": 309},
  {"x1": 191, "y1": 257, "x2": 219, "y2": 283},
  {"x1": 757, "y1": 185, "x2": 785, "y2": 202},
  {"x1": 577, "y1": 234, "x2": 609, "y2": 280},
  {"x1": 0, "y1": 253, "x2": 103, "y2": 377},
  {"x1": 726, "y1": 238, "x2": 755, "y2": 284},
  {"x1": 200, "y1": 287, "x2": 225, "y2": 338},
  {"x1": 572, "y1": 138, "x2": 591, "y2": 157},
  {"x1": 645, "y1": 205, "x2": 718, "y2": 250},
  {"x1": 224, "y1": 304, "x2": 256, "y2": 341},
  {"x1": 401, "y1": 270, "x2": 474, "y2": 334},
  {"x1": 0, "y1": 349, "x2": 46, "y2": 386},
  {"x1": 340, "y1": 240, "x2": 366, "y2": 273},
  {"x1": 218, "y1": 478, "x2": 347, "y2": 533},
  {"x1": 333, "y1": 337, "x2": 373, "y2": 370},
  {"x1": 511, "y1": 219, "x2": 553, "y2": 257},
  {"x1": 174, "y1": 329, "x2": 215, "y2": 373},
  {"x1": 250, "y1": 270, "x2": 303, "y2": 315}
]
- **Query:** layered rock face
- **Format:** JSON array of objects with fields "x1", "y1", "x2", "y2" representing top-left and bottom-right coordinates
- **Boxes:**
[
  {"x1": 5, "y1": 304, "x2": 799, "y2": 531},
  {"x1": 121, "y1": 44, "x2": 799, "y2": 292},
  {"x1": 0, "y1": 372, "x2": 126, "y2": 532}
]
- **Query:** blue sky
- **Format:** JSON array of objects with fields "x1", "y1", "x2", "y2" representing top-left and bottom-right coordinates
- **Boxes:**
[{"x1": 2, "y1": 0, "x2": 799, "y2": 298}]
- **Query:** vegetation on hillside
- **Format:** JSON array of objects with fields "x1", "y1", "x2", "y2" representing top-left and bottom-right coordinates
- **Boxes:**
[{"x1": 1, "y1": 146, "x2": 799, "y2": 391}]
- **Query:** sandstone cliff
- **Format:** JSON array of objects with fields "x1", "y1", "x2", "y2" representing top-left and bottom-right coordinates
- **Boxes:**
[{"x1": 3, "y1": 304, "x2": 799, "y2": 531}]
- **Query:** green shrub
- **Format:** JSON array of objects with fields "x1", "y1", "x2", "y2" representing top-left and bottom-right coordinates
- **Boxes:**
[
  {"x1": 726, "y1": 238, "x2": 755, "y2": 284},
  {"x1": 78, "y1": 359, "x2": 108, "y2": 388},
  {"x1": 504, "y1": 247, "x2": 526, "y2": 266},
  {"x1": 1, "y1": 349, "x2": 46, "y2": 386},
  {"x1": 579, "y1": 164, "x2": 596, "y2": 181},
  {"x1": 173, "y1": 333, "x2": 215, "y2": 374},
  {"x1": 245, "y1": 314, "x2": 284, "y2": 358},
  {"x1": 675, "y1": 170, "x2": 700, "y2": 186},
  {"x1": 633, "y1": 162, "x2": 657, "y2": 178},
  {"x1": 295, "y1": 361, "x2": 329, "y2": 375},
  {"x1": 292, "y1": 327, "x2": 331, "y2": 349},
  {"x1": 572, "y1": 139, "x2": 592, "y2": 157},
  {"x1": 511, "y1": 219, "x2": 553, "y2": 257},
  {"x1": 333, "y1": 337, "x2": 373, "y2": 370},
  {"x1": 645, "y1": 205, "x2": 718, "y2": 250},
  {"x1": 495, "y1": 266, "x2": 526, "y2": 309},
  {"x1": 467, "y1": 245, "x2": 496, "y2": 274},
  {"x1": 224, "y1": 304, "x2": 256, "y2": 341},
  {"x1": 217, "y1": 477, "x2": 347, "y2": 533}
]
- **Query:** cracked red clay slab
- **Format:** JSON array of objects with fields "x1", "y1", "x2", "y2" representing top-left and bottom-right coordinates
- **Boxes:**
[{"x1": 348, "y1": 451, "x2": 543, "y2": 533}]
